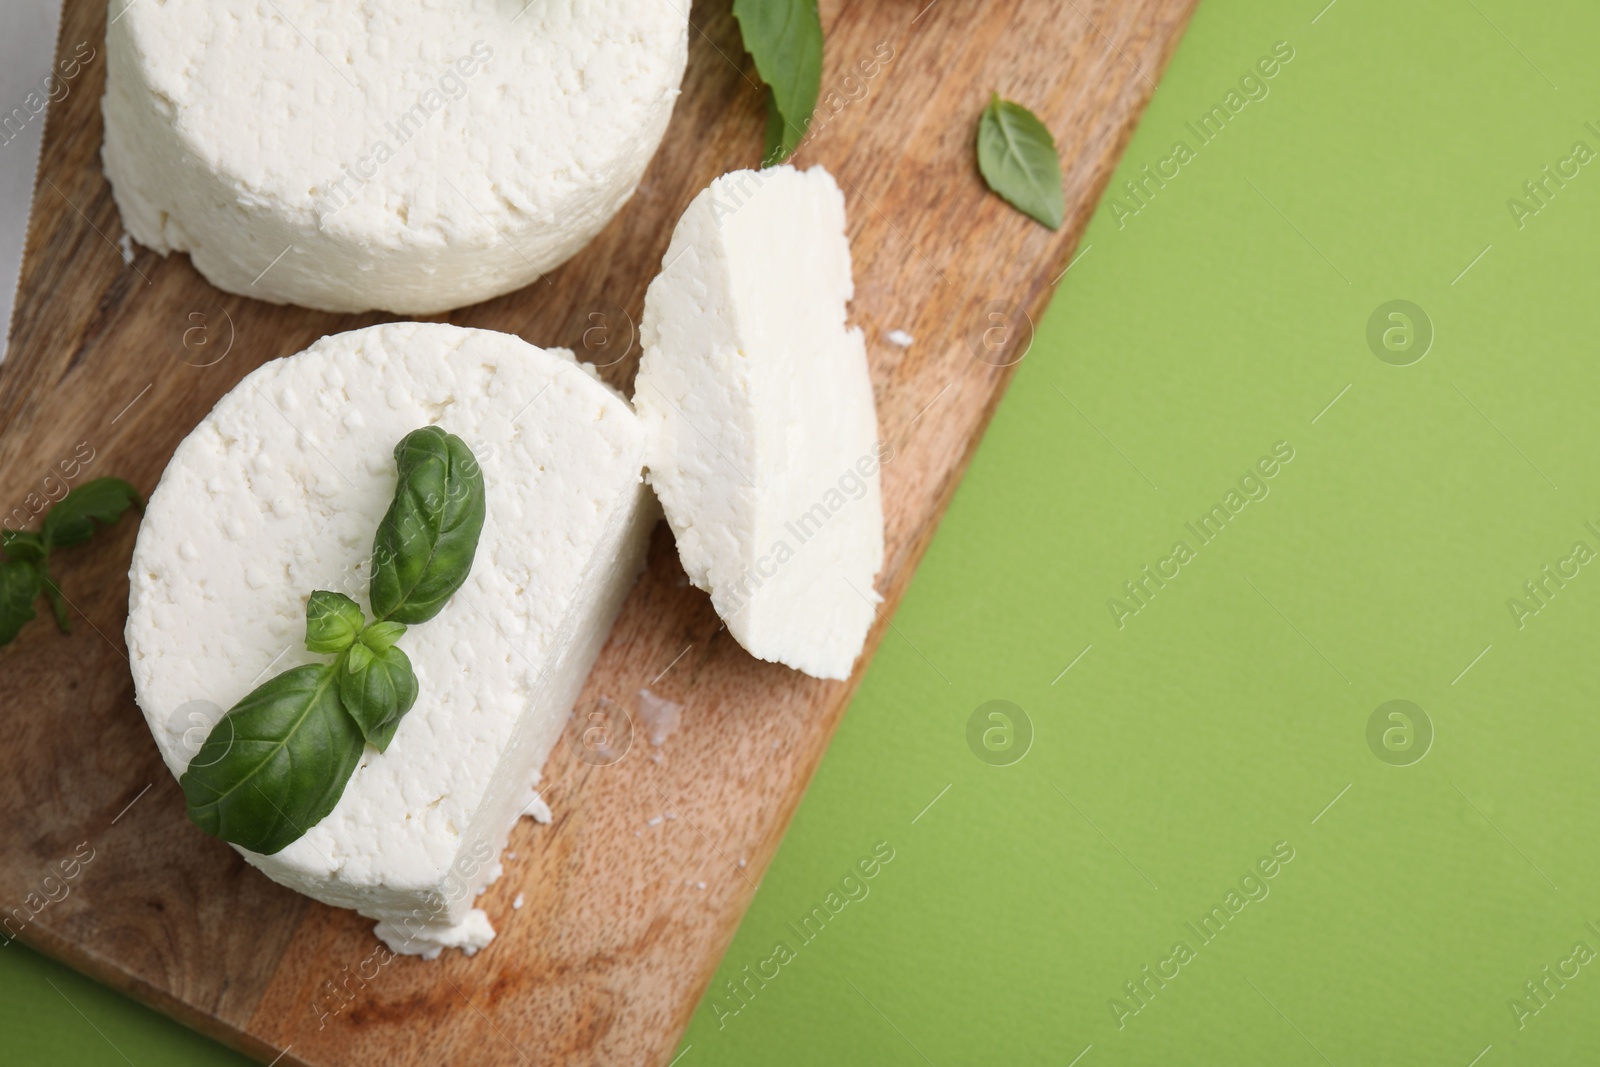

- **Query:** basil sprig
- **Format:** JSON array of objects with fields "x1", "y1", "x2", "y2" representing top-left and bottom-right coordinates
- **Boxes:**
[
  {"x1": 976, "y1": 94, "x2": 1065, "y2": 230},
  {"x1": 0, "y1": 478, "x2": 142, "y2": 646},
  {"x1": 733, "y1": 0, "x2": 823, "y2": 165},
  {"x1": 180, "y1": 428, "x2": 486, "y2": 855}
]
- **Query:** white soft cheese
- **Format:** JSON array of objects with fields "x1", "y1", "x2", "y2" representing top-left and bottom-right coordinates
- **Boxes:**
[
  {"x1": 101, "y1": 1, "x2": 687, "y2": 314},
  {"x1": 635, "y1": 166, "x2": 884, "y2": 680},
  {"x1": 126, "y1": 323, "x2": 653, "y2": 957}
]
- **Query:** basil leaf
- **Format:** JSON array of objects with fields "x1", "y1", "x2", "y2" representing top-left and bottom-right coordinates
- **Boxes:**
[
  {"x1": 0, "y1": 560, "x2": 41, "y2": 646},
  {"x1": 1, "y1": 530, "x2": 46, "y2": 564},
  {"x1": 733, "y1": 0, "x2": 823, "y2": 164},
  {"x1": 305, "y1": 590, "x2": 364, "y2": 653},
  {"x1": 364, "y1": 714, "x2": 404, "y2": 755},
  {"x1": 1, "y1": 480, "x2": 141, "y2": 645},
  {"x1": 180, "y1": 663, "x2": 365, "y2": 855},
  {"x1": 358, "y1": 620, "x2": 406, "y2": 653},
  {"x1": 976, "y1": 94, "x2": 1065, "y2": 230},
  {"x1": 1, "y1": 533, "x2": 64, "y2": 633},
  {"x1": 41, "y1": 478, "x2": 143, "y2": 549},
  {"x1": 369, "y1": 427, "x2": 486, "y2": 625},
  {"x1": 338, "y1": 643, "x2": 418, "y2": 752}
]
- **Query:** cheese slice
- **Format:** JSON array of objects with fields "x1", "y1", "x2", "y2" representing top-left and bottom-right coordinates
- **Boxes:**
[
  {"x1": 101, "y1": 1, "x2": 687, "y2": 314},
  {"x1": 126, "y1": 323, "x2": 653, "y2": 957},
  {"x1": 635, "y1": 165, "x2": 884, "y2": 681}
]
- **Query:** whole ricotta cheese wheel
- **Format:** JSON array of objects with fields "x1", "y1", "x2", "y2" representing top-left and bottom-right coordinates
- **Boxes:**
[
  {"x1": 636, "y1": 166, "x2": 885, "y2": 681},
  {"x1": 127, "y1": 323, "x2": 653, "y2": 956},
  {"x1": 101, "y1": 1, "x2": 688, "y2": 314}
]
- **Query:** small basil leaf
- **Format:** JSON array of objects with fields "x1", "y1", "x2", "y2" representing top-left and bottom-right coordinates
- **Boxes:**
[
  {"x1": 338, "y1": 643, "x2": 418, "y2": 752},
  {"x1": 0, "y1": 560, "x2": 41, "y2": 646},
  {"x1": 41, "y1": 478, "x2": 143, "y2": 549},
  {"x1": 976, "y1": 94, "x2": 1065, "y2": 230},
  {"x1": 733, "y1": 0, "x2": 823, "y2": 164},
  {"x1": 345, "y1": 642, "x2": 375, "y2": 673},
  {"x1": 1, "y1": 530, "x2": 46, "y2": 564},
  {"x1": 179, "y1": 663, "x2": 365, "y2": 855},
  {"x1": 369, "y1": 427, "x2": 486, "y2": 625},
  {"x1": 358, "y1": 620, "x2": 406, "y2": 653},
  {"x1": 305, "y1": 590, "x2": 364, "y2": 653}
]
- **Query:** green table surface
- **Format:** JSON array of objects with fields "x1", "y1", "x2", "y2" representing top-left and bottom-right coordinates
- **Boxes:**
[{"x1": 7, "y1": 0, "x2": 1600, "y2": 1062}]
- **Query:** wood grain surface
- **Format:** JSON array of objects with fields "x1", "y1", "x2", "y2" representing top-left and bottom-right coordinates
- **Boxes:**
[{"x1": 0, "y1": 0, "x2": 1196, "y2": 1063}]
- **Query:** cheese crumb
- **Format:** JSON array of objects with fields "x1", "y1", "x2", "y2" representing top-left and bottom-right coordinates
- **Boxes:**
[
  {"x1": 636, "y1": 688, "x2": 683, "y2": 746},
  {"x1": 521, "y1": 792, "x2": 553, "y2": 825}
]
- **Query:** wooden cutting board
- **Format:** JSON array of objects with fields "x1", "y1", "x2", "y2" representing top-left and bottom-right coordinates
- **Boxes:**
[{"x1": 0, "y1": 0, "x2": 1195, "y2": 1063}]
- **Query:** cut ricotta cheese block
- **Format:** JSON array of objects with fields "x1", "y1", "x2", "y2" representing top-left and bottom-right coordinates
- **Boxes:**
[
  {"x1": 101, "y1": 1, "x2": 688, "y2": 314},
  {"x1": 635, "y1": 165, "x2": 884, "y2": 681},
  {"x1": 126, "y1": 323, "x2": 653, "y2": 957}
]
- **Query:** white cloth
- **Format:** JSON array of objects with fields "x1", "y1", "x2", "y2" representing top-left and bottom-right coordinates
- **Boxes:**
[{"x1": 0, "y1": 0, "x2": 65, "y2": 357}]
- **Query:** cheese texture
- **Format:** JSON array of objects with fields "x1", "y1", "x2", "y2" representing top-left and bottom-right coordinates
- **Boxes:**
[
  {"x1": 101, "y1": 1, "x2": 687, "y2": 314},
  {"x1": 635, "y1": 166, "x2": 884, "y2": 680},
  {"x1": 127, "y1": 323, "x2": 652, "y2": 956}
]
